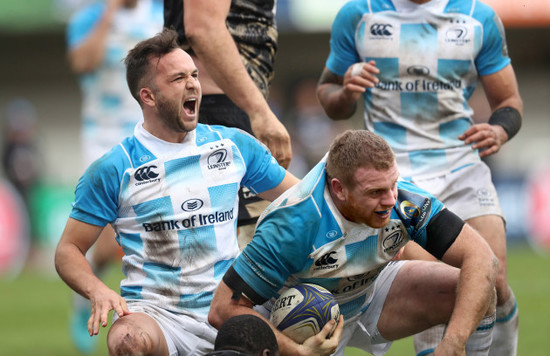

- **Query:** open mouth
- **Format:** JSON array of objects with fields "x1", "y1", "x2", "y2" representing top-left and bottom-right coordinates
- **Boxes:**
[{"x1": 183, "y1": 98, "x2": 197, "y2": 115}]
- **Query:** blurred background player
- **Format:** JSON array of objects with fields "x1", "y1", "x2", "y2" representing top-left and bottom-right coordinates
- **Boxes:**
[
  {"x1": 206, "y1": 314, "x2": 279, "y2": 356},
  {"x1": 163, "y1": 0, "x2": 293, "y2": 248},
  {"x1": 316, "y1": 0, "x2": 522, "y2": 355},
  {"x1": 0, "y1": 98, "x2": 41, "y2": 278},
  {"x1": 65, "y1": 0, "x2": 163, "y2": 353},
  {"x1": 1, "y1": 98, "x2": 41, "y2": 216}
]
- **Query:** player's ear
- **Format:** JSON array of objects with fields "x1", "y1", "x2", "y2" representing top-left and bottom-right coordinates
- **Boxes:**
[
  {"x1": 330, "y1": 177, "x2": 346, "y2": 201},
  {"x1": 140, "y1": 87, "x2": 155, "y2": 107}
]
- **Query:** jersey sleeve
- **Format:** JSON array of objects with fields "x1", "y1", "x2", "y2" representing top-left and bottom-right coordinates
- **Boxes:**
[
  {"x1": 225, "y1": 198, "x2": 320, "y2": 304},
  {"x1": 66, "y1": 3, "x2": 105, "y2": 49},
  {"x1": 396, "y1": 180, "x2": 464, "y2": 259},
  {"x1": 232, "y1": 130, "x2": 286, "y2": 195},
  {"x1": 69, "y1": 146, "x2": 127, "y2": 226},
  {"x1": 472, "y1": 1, "x2": 511, "y2": 76},
  {"x1": 325, "y1": 0, "x2": 365, "y2": 77}
]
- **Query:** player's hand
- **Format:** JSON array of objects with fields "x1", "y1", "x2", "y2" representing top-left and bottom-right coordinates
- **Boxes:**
[
  {"x1": 87, "y1": 286, "x2": 131, "y2": 336},
  {"x1": 459, "y1": 123, "x2": 508, "y2": 157},
  {"x1": 300, "y1": 314, "x2": 344, "y2": 356},
  {"x1": 250, "y1": 111, "x2": 292, "y2": 169},
  {"x1": 342, "y1": 60, "x2": 380, "y2": 100}
]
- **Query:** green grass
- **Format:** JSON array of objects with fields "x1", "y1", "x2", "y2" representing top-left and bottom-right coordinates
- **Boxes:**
[{"x1": 0, "y1": 245, "x2": 548, "y2": 355}]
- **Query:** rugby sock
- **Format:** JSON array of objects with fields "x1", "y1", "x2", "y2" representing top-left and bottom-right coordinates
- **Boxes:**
[
  {"x1": 489, "y1": 287, "x2": 518, "y2": 356},
  {"x1": 465, "y1": 312, "x2": 495, "y2": 355},
  {"x1": 413, "y1": 324, "x2": 445, "y2": 356}
]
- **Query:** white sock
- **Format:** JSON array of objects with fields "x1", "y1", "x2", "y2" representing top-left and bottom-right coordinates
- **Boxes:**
[
  {"x1": 465, "y1": 312, "x2": 495, "y2": 355},
  {"x1": 413, "y1": 324, "x2": 445, "y2": 356},
  {"x1": 489, "y1": 287, "x2": 519, "y2": 356}
]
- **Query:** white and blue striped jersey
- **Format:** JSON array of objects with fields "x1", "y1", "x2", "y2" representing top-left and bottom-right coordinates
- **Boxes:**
[
  {"x1": 326, "y1": 0, "x2": 510, "y2": 178},
  {"x1": 229, "y1": 157, "x2": 446, "y2": 319},
  {"x1": 67, "y1": 0, "x2": 164, "y2": 164},
  {"x1": 70, "y1": 123, "x2": 286, "y2": 320}
]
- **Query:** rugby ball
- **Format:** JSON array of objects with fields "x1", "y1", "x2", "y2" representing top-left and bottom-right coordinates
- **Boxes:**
[{"x1": 269, "y1": 283, "x2": 340, "y2": 343}]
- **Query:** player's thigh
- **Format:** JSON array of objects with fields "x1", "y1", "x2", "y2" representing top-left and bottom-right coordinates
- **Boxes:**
[
  {"x1": 467, "y1": 215, "x2": 506, "y2": 265},
  {"x1": 377, "y1": 260, "x2": 458, "y2": 340},
  {"x1": 108, "y1": 312, "x2": 169, "y2": 355}
]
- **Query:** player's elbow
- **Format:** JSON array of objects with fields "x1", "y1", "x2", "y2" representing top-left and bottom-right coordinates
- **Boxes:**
[{"x1": 208, "y1": 303, "x2": 226, "y2": 329}]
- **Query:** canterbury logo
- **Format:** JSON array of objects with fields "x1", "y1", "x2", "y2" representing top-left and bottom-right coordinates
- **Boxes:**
[
  {"x1": 315, "y1": 251, "x2": 338, "y2": 266},
  {"x1": 370, "y1": 23, "x2": 393, "y2": 36},
  {"x1": 134, "y1": 165, "x2": 159, "y2": 181}
]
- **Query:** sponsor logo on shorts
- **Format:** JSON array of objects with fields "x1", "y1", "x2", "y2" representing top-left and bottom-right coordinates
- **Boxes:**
[
  {"x1": 477, "y1": 188, "x2": 495, "y2": 207},
  {"x1": 134, "y1": 165, "x2": 160, "y2": 185}
]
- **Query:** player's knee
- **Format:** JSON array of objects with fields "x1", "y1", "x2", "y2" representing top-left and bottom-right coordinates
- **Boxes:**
[
  {"x1": 107, "y1": 322, "x2": 155, "y2": 356},
  {"x1": 486, "y1": 287, "x2": 497, "y2": 317},
  {"x1": 494, "y1": 271, "x2": 511, "y2": 304}
]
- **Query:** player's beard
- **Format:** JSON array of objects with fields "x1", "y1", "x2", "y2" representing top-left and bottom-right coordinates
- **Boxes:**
[{"x1": 156, "y1": 93, "x2": 197, "y2": 134}]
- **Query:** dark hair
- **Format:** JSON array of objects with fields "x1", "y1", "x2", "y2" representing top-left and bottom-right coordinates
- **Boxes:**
[
  {"x1": 326, "y1": 130, "x2": 395, "y2": 188},
  {"x1": 124, "y1": 28, "x2": 181, "y2": 106},
  {"x1": 212, "y1": 314, "x2": 279, "y2": 356}
]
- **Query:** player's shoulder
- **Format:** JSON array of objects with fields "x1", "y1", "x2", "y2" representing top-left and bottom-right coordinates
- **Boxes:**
[
  {"x1": 196, "y1": 123, "x2": 265, "y2": 151},
  {"x1": 259, "y1": 160, "x2": 327, "y2": 222},
  {"x1": 196, "y1": 123, "x2": 250, "y2": 140},
  {"x1": 85, "y1": 136, "x2": 149, "y2": 177},
  {"x1": 444, "y1": 0, "x2": 497, "y2": 19},
  {"x1": 67, "y1": 2, "x2": 106, "y2": 46},
  {"x1": 337, "y1": 0, "x2": 371, "y2": 16},
  {"x1": 397, "y1": 179, "x2": 437, "y2": 203},
  {"x1": 395, "y1": 179, "x2": 444, "y2": 227},
  {"x1": 69, "y1": 2, "x2": 105, "y2": 26}
]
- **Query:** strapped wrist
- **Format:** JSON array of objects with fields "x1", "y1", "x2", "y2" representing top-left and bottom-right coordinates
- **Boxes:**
[{"x1": 488, "y1": 107, "x2": 522, "y2": 140}]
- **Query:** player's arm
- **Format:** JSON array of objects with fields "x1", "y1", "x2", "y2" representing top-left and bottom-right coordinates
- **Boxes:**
[
  {"x1": 209, "y1": 277, "x2": 342, "y2": 356},
  {"x1": 67, "y1": 0, "x2": 123, "y2": 73},
  {"x1": 257, "y1": 171, "x2": 299, "y2": 202},
  {"x1": 183, "y1": 0, "x2": 292, "y2": 168},
  {"x1": 55, "y1": 217, "x2": 130, "y2": 336},
  {"x1": 434, "y1": 217, "x2": 499, "y2": 353},
  {"x1": 316, "y1": 61, "x2": 379, "y2": 120},
  {"x1": 459, "y1": 64, "x2": 523, "y2": 157}
]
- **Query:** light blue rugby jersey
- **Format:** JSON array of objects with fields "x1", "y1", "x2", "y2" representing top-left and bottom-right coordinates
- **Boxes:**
[
  {"x1": 232, "y1": 157, "x2": 444, "y2": 319},
  {"x1": 67, "y1": 0, "x2": 164, "y2": 154},
  {"x1": 70, "y1": 123, "x2": 286, "y2": 320},
  {"x1": 326, "y1": 0, "x2": 510, "y2": 178}
]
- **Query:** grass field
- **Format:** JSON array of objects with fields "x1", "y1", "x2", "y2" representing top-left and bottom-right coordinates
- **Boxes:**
[{"x1": 1, "y1": 244, "x2": 548, "y2": 355}]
